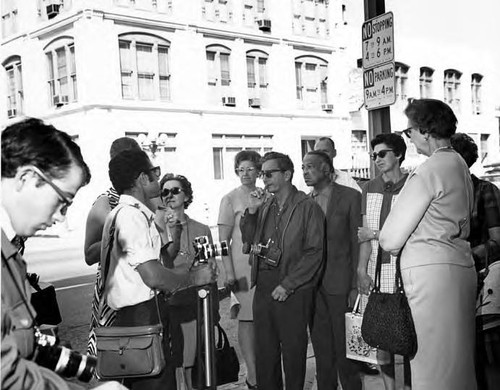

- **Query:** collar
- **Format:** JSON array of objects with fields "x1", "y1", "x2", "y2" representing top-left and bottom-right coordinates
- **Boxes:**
[
  {"x1": 311, "y1": 183, "x2": 333, "y2": 198},
  {"x1": 119, "y1": 194, "x2": 155, "y2": 223},
  {"x1": 0, "y1": 204, "x2": 16, "y2": 241}
]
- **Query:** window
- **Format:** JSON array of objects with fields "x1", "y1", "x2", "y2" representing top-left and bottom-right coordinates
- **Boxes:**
[
  {"x1": 45, "y1": 37, "x2": 77, "y2": 107},
  {"x1": 243, "y1": 0, "x2": 266, "y2": 26},
  {"x1": 203, "y1": 0, "x2": 232, "y2": 23},
  {"x1": 301, "y1": 139, "x2": 316, "y2": 158},
  {"x1": 292, "y1": 0, "x2": 329, "y2": 38},
  {"x1": 471, "y1": 73, "x2": 483, "y2": 115},
  {"x1": 246, "y1": 50, "x2": 268, "y2": 107},
  {"x1": 212, "y1": 134, "x2": 273, "y2": 179},
  {"x1": 206, "y1": 45, "x2": 233, "y2": 105},
  {"x1": 419, "y1": 67, "x2": 433, "y2": 99},
  {"x1": 480, "y1": 134, "x2": 489, "y2": 163},
  {"x1": 2, "y1": 0, "x2": 18, "y2": 37},
  {"x1": 295, "y1": 56, "x2": 328, "y2": 108},
  {"x1": 118, "y1": 34, "x2": 171, "y2": 101},
  {"x1": 395, "y1": 62, "x2": 409, "y2": 103},
  {"x1": 443, "y1": 69, "x2": 462, "y2": 113},
  {"x1": 114, "y1": 0, "x2": 172, "y2": 13},
  {"x1": 3, "y1": 56, "x2": 23, "y2": 118}
]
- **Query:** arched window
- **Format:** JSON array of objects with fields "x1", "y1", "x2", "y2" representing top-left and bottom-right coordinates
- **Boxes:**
[
  {"x1": 44, "y1": 37, "x2": 77, "y2": 107},
  {"x1": 419, "y1": 66, "x2": 434, "y2": 98},
  {"x1": 2, "y1": 55, "x2": 23, "y2": 118},
  {"x1": 295, "y1": 55, "x2": 328, "y2": 108},
  {"x1": 118, "y1": 33, "x2": 171, "y2": 101},
  {"x1": 471, "y1": 73, "x2": 483, "y2": 115},
  {"x1": 443, "y1": 69, "x2": 462, "y2": 112},
  {"x1": 395, "y1": 62, "x2": 410, "y2": 102},
  {"x1": 246, "y1": 50, "x2": 269, "y2": 107},
  {"x1": 206, "y1": 44, "x2": 233, "y2": 106}
]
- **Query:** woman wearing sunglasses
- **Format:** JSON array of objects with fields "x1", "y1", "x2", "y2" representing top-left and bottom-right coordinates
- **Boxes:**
[
  {"x1": 356, "y1": 133, "x2": 410, "y2": 390},
  {"x1": 157, "y1": 173, "x2": 215, "y2": 390},
  {"x1": 380, "y1": 99, "x2": 477, "y2": 390},
  {"x1": 217, "y1": 150, "x2": 262, "y2": 389}
]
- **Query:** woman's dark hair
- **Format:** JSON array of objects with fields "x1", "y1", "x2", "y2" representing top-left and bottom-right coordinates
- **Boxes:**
[
  {"x1": 234, "y1": 150, "x2": 262, "y2": 173},
  {"x1": 261, "y1": 151, "x2": 294, "y2": 180},
  {"x1": 109, "y1": 150, "x2": 152, "y2": 194},
  {"x1": 404, "y1": 98, "x2": 458, "y2": 140},
  {"x1": 160, "y1": 173, "x2": 193, "y2": 209},
  {"x1": 450, "y1": 133, "x2": 478, "y2": 168},
  {"x1": 2, "y1": 117, "x2": 91, "y2": 185},
  {"x1": 370, "y1": 133, "x2": 407, "y2": 165}
]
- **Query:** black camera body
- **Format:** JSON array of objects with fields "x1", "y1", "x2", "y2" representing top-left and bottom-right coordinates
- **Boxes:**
[
  {"x1": 33, "y1": 328, "x2": 96, "y2": 383},
  {"x1": 250, "y1": 239, "x2": 282, "y2": 267},
  {"x1": 193, "y1": 236, "x2": 229, "y2": 262}
]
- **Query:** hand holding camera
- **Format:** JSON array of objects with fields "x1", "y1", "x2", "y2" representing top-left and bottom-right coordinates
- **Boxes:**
[{"x1": 248, "y1": 188, "x2": 266, "y2": 213}]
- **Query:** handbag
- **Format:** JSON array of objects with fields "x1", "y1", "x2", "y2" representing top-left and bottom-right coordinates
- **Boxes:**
[
  {"x1": 28, "y1": 273, "x2": 62, "y2": 326},
  {"x1": 345, "y1": 295, "x2": 391, "y2": 364},
  {"x1": 95, "y1": 205, "x2": 166, "y2": 380},
  {"x1": 361, "y1": 246, "x2": 418, "y2": 357},
  {"x1": 192, "y1": 323, "x2": 240, "y2": 389}
]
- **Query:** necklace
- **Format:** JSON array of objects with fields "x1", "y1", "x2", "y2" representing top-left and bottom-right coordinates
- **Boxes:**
[{"x1": 432, "y1": 146, "x2": 452, "y2": 155}]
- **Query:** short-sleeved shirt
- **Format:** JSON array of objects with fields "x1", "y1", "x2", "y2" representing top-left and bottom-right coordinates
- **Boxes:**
[{"x1": 102, "y1": 195, "x2": 161, "y2": 310}]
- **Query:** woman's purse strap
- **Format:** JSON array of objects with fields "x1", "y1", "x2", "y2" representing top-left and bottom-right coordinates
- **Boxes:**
[
  {"x1": 374, "y1": 245, "x2": 405, "y2": 294},
  {"x1": 99, "y1": 205, "x2": 163, "y2": 327}
]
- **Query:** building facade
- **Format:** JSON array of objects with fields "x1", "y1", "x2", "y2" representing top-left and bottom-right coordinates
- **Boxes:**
[{"x1": 2, "y1": 0, "x2": 499, "y2": 233}]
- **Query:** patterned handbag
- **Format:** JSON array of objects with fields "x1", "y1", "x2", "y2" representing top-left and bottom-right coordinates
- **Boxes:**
[{"x1": 361, "y1": 247, "x2": 418, "y2": 357}]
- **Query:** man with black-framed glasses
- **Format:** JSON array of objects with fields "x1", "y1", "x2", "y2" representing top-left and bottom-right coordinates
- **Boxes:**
[
  {"x1": 240, "y1": 151, "x2": 324, "y2": 390},
  {"x1": 1, "y1": 118, "x2": 126, "y2": 390}
]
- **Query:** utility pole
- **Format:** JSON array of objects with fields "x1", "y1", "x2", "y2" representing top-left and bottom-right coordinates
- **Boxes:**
[{"x1": 364, "y1": 0, "x2": 392, "y2": 179}]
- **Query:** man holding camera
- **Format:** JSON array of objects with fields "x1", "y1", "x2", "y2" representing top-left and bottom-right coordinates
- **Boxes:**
[
  {"x1": 240, "y1": 152, "x2": 324, "y2": 390},
  {"x1": 1, "y1": 118, "x2": 126, "y2": 389},
  {"x1": 101, "y1": 149, "x2": 216, "y2": 390}
]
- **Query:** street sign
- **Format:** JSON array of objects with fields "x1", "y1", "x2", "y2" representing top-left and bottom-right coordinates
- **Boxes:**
[
  {"x1": 362, "y1": 12, "x2": 394, "y2": 69},
  {"x1": 363, "y1": 62, "x2": 396, "y2": 110}
]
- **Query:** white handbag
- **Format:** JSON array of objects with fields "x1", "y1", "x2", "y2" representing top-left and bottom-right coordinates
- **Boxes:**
[{"x1": 345, "y1": 295, "x2": 391, "y2": 364}]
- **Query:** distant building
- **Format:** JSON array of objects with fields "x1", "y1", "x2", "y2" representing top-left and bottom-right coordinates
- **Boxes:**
[{"x1": 2, "y1": 0, "x2": 499, "y2": 231}]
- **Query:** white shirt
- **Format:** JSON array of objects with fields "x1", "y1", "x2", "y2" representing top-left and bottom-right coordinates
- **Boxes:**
[
  {"x1": 333, "y1": 169, "x2": 362, "y2": 192},
  {"x1": 0, "y1": 205, "x2": 16, "y2": 241},
  {"x1": 102, "y1": 195, "x2": 161, "y2": 310}
]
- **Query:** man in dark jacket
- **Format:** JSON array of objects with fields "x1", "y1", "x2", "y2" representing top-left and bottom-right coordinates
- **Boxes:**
[
  {"x1": 240, "y1": 151, "x2": 324, "y2": 390},
  {"x1": 303, "y1": 151, "x2": 362, "y2": 390}
]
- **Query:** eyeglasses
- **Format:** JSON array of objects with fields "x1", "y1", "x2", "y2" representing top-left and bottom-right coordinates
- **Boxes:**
[
  {"x1": 29, "y1": 165, "x2": 73, "y2": 216},
  {"x1": 370, "y1": 149, "x2": 394, "y2": 161},
  {"x1": 148, "y1": 166, "x2": 161, "y2": 179},
  {"x1": 402, "y1": 127, "x2": 413, "y2": 138},
  {"x1": 161, "y1": 187, "x2": 183, "y2": 198},
  {"x1": 259, "y1": 169, "x2": 284, "y2": 179},
  {"x1": 236, "y1": 167, "x2": 257, "y2": 174}
]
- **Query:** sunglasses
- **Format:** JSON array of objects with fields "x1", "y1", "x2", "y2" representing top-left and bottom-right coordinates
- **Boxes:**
[
  {"x1": 148, "y1": 166, "x2": 161, "y2": 179},
  {"x1": 29, "y1": 165, "x2": 73, "y2": 216},
  {"x1": 259, "y1": 169, "x2": 284, "y2": 178},
  {"x1": 370, "y1": 149, "x2": 394, "y2": 161},
  {"x1": 236, "y1": 167, "x2": 257, "y2": 174},
  {"x1": 161, "y1": 187, "x2": 183, "y2": 198},
  {"x1": 402, "y1": 127, "x2": 413, "y2": 138}
]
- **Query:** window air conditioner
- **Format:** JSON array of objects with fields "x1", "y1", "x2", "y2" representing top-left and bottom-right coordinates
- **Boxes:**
[
  {"x1": 53, "y1": 95, "x2": 69, "y2": 107},
  {"x1": 46, "y1": 0, "x2": 63, "y2": 20},
  {"x1": 249, "y1": 98, "x2": 261, "y2": 108},
  {"x1": 256, "y1": 19, "x2": 272, "y2": 32},
  {"x1": 7, "y1": 108, "x2": 17, "y2": 118},
  {"x1": 321, "y1": 103, "x2": 334, "y2": 112},
  {"x1": 222, "y1": 96, "x2": 236, "y2": 106}
]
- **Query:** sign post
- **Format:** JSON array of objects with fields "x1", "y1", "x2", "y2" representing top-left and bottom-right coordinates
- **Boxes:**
[{"x1": 362, "y1": 1, "x2": 394, "y2": 179}]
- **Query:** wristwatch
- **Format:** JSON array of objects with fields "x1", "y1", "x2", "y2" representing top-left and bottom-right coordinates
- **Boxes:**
[{"x1": 372, "y1": 230, "x2": 378, "y2": 239}]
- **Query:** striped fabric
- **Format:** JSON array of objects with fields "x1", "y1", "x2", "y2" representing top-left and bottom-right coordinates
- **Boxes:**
[{"x1": 87, "y1": 188, "x2": 119, "y2": 357}]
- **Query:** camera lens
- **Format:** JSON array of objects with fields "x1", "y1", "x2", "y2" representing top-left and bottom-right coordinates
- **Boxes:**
[{"x1": 35, "y1": 345, "x2": 96, "y2": 382}]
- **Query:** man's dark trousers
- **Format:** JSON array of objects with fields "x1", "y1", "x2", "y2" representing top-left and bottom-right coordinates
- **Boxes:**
[
  {"x1": 253, "y1": 270, "x2": 314, "y2": 390},
  {"x1": 311, "y1": 288, "x2": 362, "y2": 390}
]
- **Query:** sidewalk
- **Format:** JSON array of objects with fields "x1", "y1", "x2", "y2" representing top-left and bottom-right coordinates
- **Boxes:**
[{"x1": 219, "y1": 342, "x2": 386, "y2": 390}]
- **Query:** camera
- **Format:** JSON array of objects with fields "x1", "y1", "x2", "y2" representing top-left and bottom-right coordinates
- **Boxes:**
[
  {"x1": 250, "y1": 239, "x2": 282, "y2": 267},
  {"x1": 33, "y1": 328, "x2": 96, "y2": 383},
  {"x1": 193, "y1": 236, "x2": 229, "y2": 262}
]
